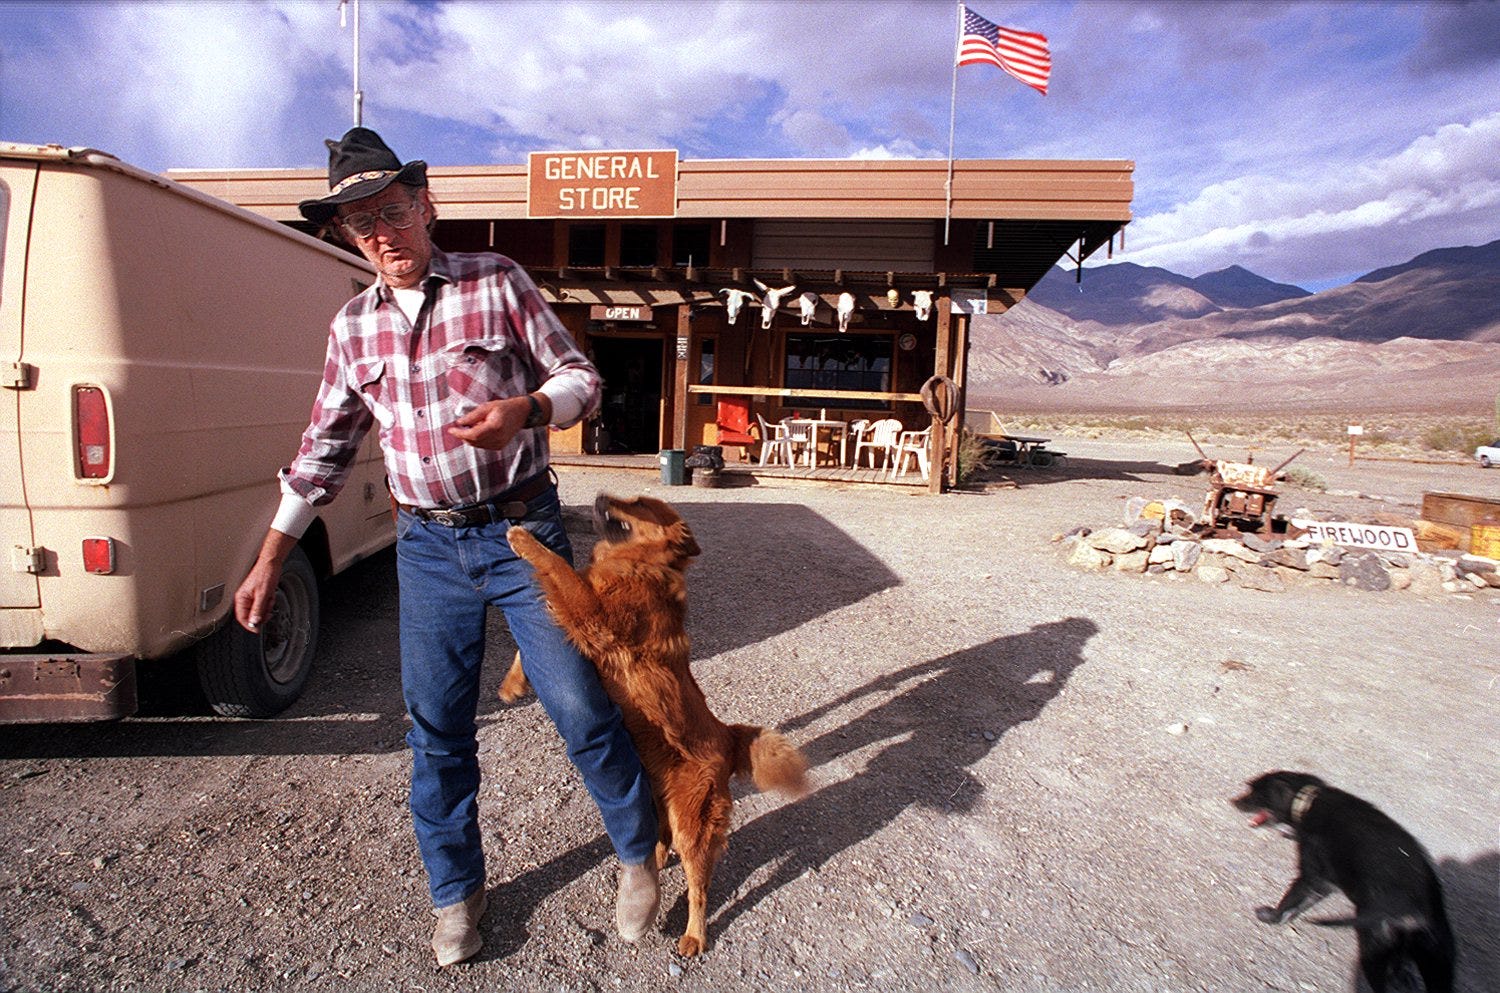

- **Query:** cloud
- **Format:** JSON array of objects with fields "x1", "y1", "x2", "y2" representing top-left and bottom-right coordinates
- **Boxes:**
[
  {"x1": 1, "y1": 2, "x2": 332, "y2": 168},
  {"x1": 1123, "y1": 112, "x2": 1500, "y2": 283},
  {"x1": 356, "y1": 1, "x2": 953, "y2": 159},
  {"x1": 4, "y1": 0, "x2": 1499, "y2": 291},
  {"x1": 850, "y1": 140, "x2": 943, "y2": 160},
  {"x1": 1406, "y1": 0, "x2": 1500, "y2": 75}
]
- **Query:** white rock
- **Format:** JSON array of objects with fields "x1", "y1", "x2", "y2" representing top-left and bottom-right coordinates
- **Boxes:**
[
  {"x1": 1201, "y1": 538, "x2": 1263, "y2": 562},
  {"x1": 1197, "y1": 565, "x2": 1231, "y2": 584}
]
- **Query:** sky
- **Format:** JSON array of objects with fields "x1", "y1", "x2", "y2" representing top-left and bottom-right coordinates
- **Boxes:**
[{"x1": 3, "y1": 0, "x2": 1499, "y2": 292}]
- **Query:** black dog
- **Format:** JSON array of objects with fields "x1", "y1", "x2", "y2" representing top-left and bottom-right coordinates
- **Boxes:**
[{"x1": 1232, "y1": 771, "x2": 1455, "y2": 993}]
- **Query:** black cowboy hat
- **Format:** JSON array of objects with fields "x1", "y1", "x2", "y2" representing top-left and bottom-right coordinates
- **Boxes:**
[{"x1": 297, "y1": 127, "x2": 428, "y2": 225}]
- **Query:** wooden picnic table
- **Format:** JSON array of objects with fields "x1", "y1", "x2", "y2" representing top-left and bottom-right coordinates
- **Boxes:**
[{"x1": 995, "y1": 434, "x2": 1053, "y2": 465}]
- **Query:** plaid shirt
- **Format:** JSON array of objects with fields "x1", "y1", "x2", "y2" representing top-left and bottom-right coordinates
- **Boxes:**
[{"x1": 281, "y1": 249, "x2": 601, "y2": 509}]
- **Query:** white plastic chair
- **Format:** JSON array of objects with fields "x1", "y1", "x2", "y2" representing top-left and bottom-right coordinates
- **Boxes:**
[
  {"x1": 853, "y1": 417, "x2": 902, "y2": 470},
  {"x1": 755, "y1": 412, "x2": 792, "y2": 466},
  {"x1": 845, "y1": 419, "x2": 870, "y2": 466},
  {"x1": 889, "y1": 426, "x2": 932, "y2": 480},
  {"x1": 780, "y1": 417, "x2": 814, "y2": 467}
]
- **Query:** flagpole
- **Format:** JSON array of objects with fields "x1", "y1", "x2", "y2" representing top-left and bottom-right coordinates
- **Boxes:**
[
  {"x1": 353, "y1": 0, "x2": 364, "y2": 126},
  {"x1": 944, "y1": 0, "x2": 963, "y2": 246}
]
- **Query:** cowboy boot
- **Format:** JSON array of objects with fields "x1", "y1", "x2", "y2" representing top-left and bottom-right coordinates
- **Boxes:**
[
  {"x1": 615, "y1": 860, "x2": 660, "y2": 942},
  {"x1": 431, "y1": 887, "x2": 487, "y2": 967}
]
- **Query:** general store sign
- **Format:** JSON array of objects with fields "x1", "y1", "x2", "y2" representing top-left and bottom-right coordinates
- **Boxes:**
[
  {"x1": 1291, "y1": 519, "x2": 1417, "y2": 552},
  {"x1": 528, "y1": 150, "x2": 678, "y2": 218}
]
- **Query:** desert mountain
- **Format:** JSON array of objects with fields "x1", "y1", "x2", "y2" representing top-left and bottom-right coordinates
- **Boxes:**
[
  {"x1": 968, "y1": 238, "x2": 1500, "y2": 412},
  {"x1": 1024, "y1": 260, "x2": 1310, "y2": 325}
]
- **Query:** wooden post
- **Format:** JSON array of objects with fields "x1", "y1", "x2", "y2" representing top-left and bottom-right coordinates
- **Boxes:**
[
  {"x1": 948, "y1": 312, "x2": 969, "y2": 488},
  {"x1": 929, "y1": 299, "x2": 953, "y2": 494},
  {"x1": 672, "y1": 304, "x2": 692, "y2": 449}
]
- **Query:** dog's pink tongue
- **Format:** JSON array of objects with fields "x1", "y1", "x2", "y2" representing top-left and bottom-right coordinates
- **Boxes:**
[{"x1": 1248, "y1": 811, "x2": 1269, "y2": 827}]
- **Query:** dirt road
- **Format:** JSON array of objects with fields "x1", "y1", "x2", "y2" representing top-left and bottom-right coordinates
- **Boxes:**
[{"x1": 2, "y1": 440, "x2": 1496, "y2": 992}]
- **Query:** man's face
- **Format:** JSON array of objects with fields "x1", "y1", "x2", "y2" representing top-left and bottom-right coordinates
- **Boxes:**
[{"x1": 336, "y1": 184, "x2": 433, "y2": 289}]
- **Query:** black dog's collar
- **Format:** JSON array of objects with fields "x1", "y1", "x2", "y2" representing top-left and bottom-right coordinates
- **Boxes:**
[{"x1": 1290, "y1": 784, "x2": 1320, "y2": 824}]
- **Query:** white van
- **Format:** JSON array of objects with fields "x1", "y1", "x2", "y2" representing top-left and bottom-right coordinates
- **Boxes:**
[{"x1": 0, "y1": 143, "x2": 393, "y2": 721}]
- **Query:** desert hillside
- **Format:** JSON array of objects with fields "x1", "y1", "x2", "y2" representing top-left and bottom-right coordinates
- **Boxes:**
[{"x1": 969, "y1": 238, "x2": 1500, "y2": 416}]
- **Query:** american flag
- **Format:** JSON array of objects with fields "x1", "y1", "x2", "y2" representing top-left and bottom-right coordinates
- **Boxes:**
[{"x1": 958, "y1": 5, "x2": 1051, "y2": 96}]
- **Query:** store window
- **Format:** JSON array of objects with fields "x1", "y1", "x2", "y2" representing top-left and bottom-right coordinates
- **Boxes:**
[
  {"x1": 696, "y1": 338, "x2": 716, "y2": 406},
  {"x1": 673, "y1": 223, "x2": 711, "y2": 268},
  {"x1": 620, "y1": 225, "x2": 658, "y2": 267},
  {"x1": 784, "y1": 333, "x2": 893, "y2": 409},
  {"x1": 568, "y1": 224, "x2": 605, "y2": 266}
]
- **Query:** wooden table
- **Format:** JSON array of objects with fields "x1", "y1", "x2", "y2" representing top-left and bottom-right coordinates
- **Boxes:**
[
  {"x1": 1006, "y1": 435, "x2": 1051, "y2": 464},
  {"x1": 786, "y1": 418, "x2": 849, "y2": 467}
]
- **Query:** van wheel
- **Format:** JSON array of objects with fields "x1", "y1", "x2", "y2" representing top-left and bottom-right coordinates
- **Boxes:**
[
  {"x1": 196, "y1": 546, "x2": 320, "y2": 718},
  {"x1": 1483, "y1": 456, "x2": 1492, "y2": 468}
]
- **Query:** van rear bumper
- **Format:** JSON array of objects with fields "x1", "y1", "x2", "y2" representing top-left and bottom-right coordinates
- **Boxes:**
[{"x1": 0, "y1": 653, "x2": 137, "y2": 722}]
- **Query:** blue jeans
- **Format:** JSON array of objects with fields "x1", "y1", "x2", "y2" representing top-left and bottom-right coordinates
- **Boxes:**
[{"x1": 394, "y1": 482, "x2": 658, "y2": 908}]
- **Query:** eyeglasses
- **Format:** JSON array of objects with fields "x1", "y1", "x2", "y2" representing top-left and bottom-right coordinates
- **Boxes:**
[{"x1": 338, "y1": 199, "x2": 419, "y2": 239}]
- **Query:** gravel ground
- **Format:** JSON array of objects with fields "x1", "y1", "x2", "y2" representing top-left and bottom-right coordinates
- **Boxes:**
[{"x1": 1, "y1": 436, "x2": 1496, "y2": 993}]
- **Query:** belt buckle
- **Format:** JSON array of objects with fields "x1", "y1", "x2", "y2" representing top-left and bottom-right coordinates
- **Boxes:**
[{"x1": 427, "y1": 508, "x2": 463, "y2": 527}]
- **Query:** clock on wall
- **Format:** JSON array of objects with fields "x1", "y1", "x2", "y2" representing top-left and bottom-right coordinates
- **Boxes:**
[{"x1": 897, "y1": 332, "x2": 917, "y2": 352}]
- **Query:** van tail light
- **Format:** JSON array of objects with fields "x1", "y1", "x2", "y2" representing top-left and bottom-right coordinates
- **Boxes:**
[
  {"x1": 74, "y1": 385, "x2": 111, "y2": 478},
  {"x1": 82, "y1": 537, "x2": 116, "y2": 574}
]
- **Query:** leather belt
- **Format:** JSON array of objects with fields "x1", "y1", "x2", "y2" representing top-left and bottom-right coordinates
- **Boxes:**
[{"x1": 396, "y1": 473, "x2": 551, "y2": 528}]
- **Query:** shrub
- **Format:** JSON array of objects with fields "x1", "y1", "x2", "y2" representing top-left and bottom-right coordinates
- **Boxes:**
[
  {"x1": 955, "y1": 429, "x2": 999, "y2": 484},
  {"x1": 1282, "y1": 465, "x2": 1327, "y2": 492},
  {"x1": 1419, "y1": 422, "x2": 1494, "y2": 453}
]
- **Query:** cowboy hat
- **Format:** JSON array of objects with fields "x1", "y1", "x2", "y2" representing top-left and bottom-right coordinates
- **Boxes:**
[{"x1": 298, "y1": 127, "x2": 428, "y2": 225}]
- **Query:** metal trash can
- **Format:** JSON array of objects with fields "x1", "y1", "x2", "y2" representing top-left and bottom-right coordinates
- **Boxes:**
[{"x1": 659, "y1": 449, "x2": 686, "y2": 485}]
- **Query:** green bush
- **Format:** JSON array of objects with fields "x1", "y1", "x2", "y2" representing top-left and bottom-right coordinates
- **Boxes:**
[
  {"x1": 955, "y1": 429, "x2": 999, "y2": 484},
  {"x1": 1281, "y1": 465, "x2": 1327, "y2": 492},
  {"x1": 1419, "y1": 422, "x2": 1494, "y2": 453}
]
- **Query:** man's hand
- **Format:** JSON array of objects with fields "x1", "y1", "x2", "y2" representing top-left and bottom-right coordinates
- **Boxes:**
[
  {"x1": 234, "y1": 530, "x2": 298, "y2": 632},
  {"x1": 448, "y1": 394, "x2": 548, "y2": 450}
]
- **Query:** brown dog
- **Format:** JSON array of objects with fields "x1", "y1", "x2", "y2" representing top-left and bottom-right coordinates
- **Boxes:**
[{"x1": 502, "y1": 493, "x2": 808, "y2": 956}]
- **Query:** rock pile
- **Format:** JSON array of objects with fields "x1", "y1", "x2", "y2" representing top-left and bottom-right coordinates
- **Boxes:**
[{"x1": 1059, "y1": 514, "x2": 1500, "y2": 596}]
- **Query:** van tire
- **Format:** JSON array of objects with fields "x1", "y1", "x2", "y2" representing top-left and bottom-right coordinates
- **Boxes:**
[{"x1": 196, "y1": 546, "x2": 320, "y2": 718}]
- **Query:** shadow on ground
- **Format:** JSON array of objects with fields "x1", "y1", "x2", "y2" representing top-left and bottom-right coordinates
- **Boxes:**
[
  {"x1": 468, "y1": 617, "x2": 1097, "y2": 959},
  {"x1": 0, "y1": 501, "x2": 900, "y2": 759},
  {"x1": 1337, "y1": 849, "x2": 1500, "y2": 993}
]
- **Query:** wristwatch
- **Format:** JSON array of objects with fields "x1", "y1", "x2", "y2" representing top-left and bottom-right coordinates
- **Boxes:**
[{"x1": 523, "y1": 394, "x2": 548, "y2": 429}]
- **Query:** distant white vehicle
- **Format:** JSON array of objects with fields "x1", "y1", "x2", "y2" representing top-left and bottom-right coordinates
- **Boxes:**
[{"x1": 1477, "y1": 440, "x2": 1500, "y2": 468}]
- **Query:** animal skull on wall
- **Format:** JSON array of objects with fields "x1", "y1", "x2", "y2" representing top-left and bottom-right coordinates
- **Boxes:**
[
  {"x1": 798, "y1": 292, "x2": 819, "y2": 326},
  {"x1": 718, "y1": 288, "x2": 758, "y2": 325},
  {"x1": 753, "y1": 279, "x2": 798, "y2": 330},
  {"x1": 912, "y1": 289, "x2": 934, "y2": 321},
  {"x1": 837, "y1": 292, "x2": 855, "y2": 333}
]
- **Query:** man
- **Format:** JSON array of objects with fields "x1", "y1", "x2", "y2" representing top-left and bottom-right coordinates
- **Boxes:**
[{"x1": 233, "y1": 127, "x2": 660, "y2": 967}]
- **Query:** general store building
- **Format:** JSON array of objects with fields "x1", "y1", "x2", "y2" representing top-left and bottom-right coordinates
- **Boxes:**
[{"x1": 172, "y1": 152, "x2": 1133, "y2": 492}]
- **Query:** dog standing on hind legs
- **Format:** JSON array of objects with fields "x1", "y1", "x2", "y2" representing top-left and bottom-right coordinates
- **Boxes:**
[
  {"x1": 503, "y1": 493, "x2": 808, "y2": 956},
  {"x1": 1232, "y1": 770, "x2": 1455, "y2": 993}
]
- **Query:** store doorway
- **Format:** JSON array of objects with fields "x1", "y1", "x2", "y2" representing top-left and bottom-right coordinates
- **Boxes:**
[{"x1": 589, "y1": 336, "x2": 664, "y2": 454}]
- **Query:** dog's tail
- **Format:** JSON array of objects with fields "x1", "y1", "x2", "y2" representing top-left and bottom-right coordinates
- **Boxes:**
[{"x1": 730, "y1": 724, "x2": 809, "y2": 798}]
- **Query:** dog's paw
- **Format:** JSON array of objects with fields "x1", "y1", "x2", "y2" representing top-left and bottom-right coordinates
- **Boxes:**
[
  {"x1": 498, "y1": 651, "x2": 531, "y2": 703},
  {"x1": 676, "y1": 933, "x2": 704, "y2": 957},
  {"x1": 1255, "y1": 906, "x2": 1284, "y2": 924},
  {"x1": 507, "y1": 525, "x2": 542, "y2": 558}
]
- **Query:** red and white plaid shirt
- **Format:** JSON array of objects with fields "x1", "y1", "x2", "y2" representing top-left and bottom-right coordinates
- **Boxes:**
[{"x1": 279, "y1": 249, "x2": 600, "y2": 512}]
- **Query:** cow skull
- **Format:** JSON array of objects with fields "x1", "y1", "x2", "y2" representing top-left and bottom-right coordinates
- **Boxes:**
[
  {"x1": 912, "y1": 289, "x2": 934, "y2": 321},
  {"x1": 837, "y1": 292, "x2": 855, "y2": 333},
  {"x1": 718, "y1": 287, "x2": 758, "y2": 325},
  {"x1": 753, "y1": 279, "x2": 798, "y2": 330},
  {"x1": 798, "y1": 292, "x2": 820, "y2": 326}
]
